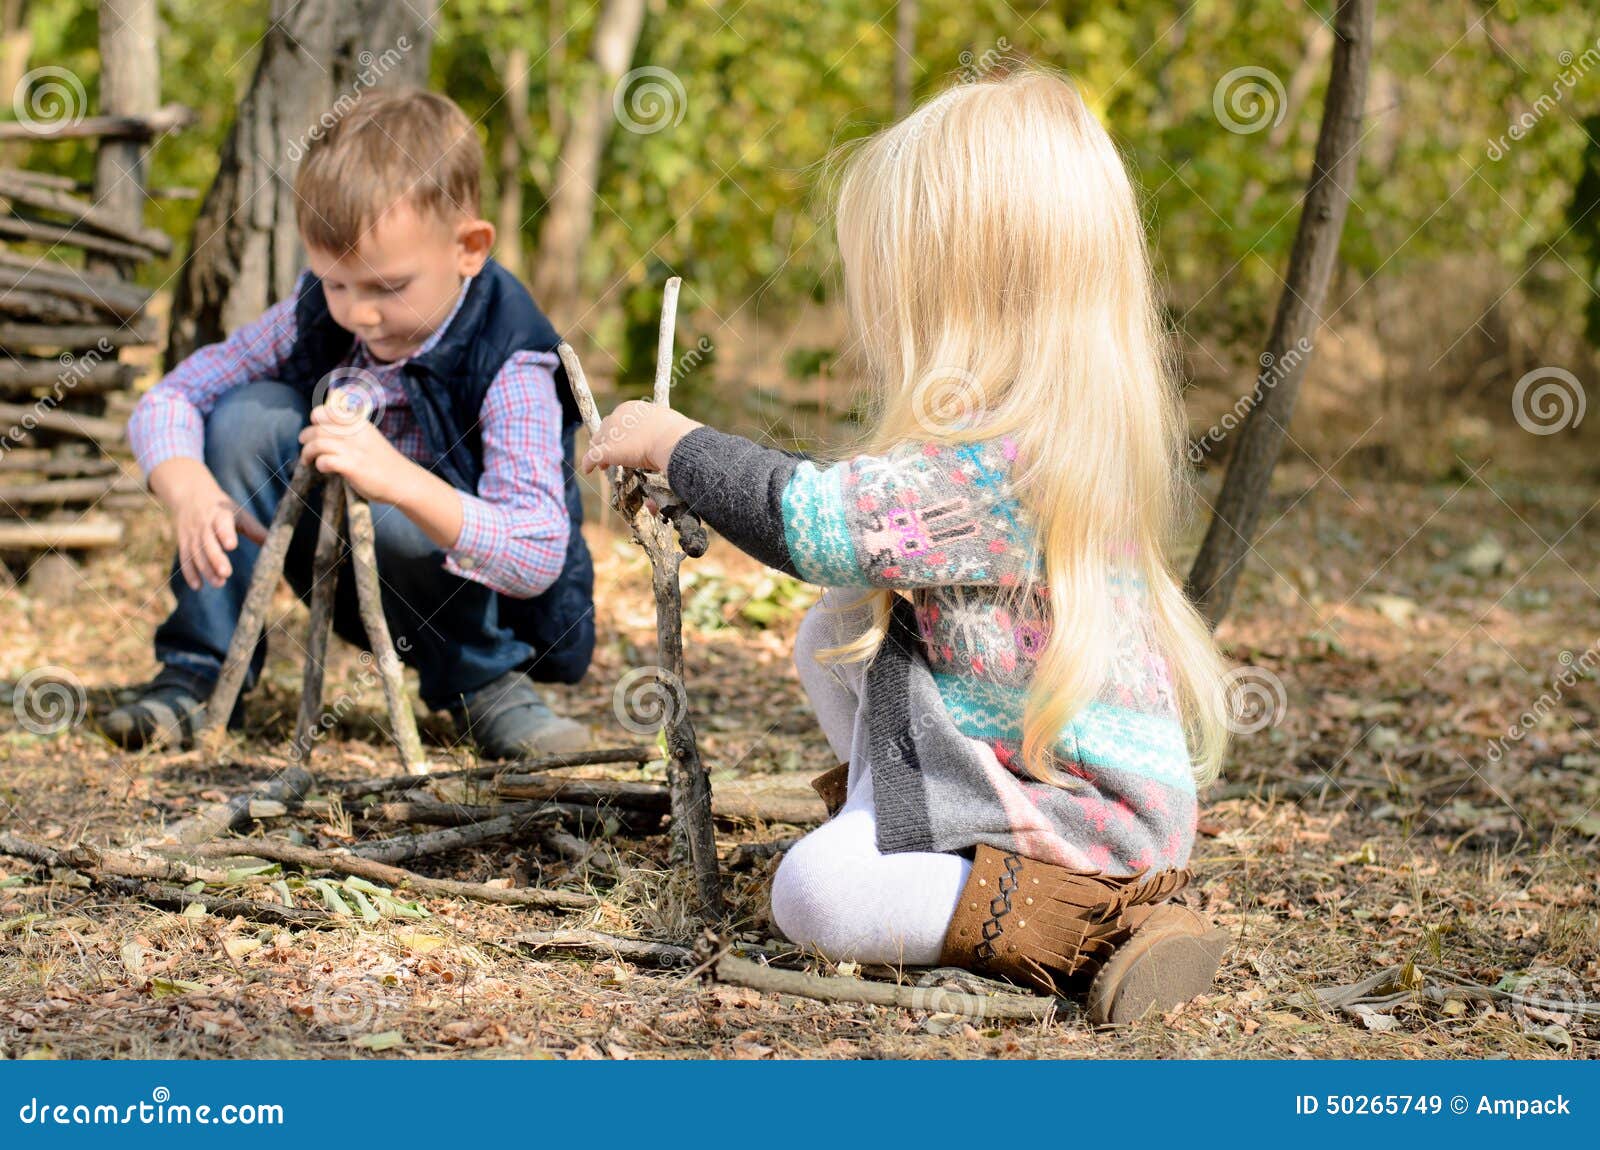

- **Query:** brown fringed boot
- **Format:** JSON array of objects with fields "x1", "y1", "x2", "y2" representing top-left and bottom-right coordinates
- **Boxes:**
[
  {"x1": 938, "y1": 844, "x2": 1229, "y2": 1024},
  {"x1": 810, "y1": 761, "x2": 851, "y2": 818}
]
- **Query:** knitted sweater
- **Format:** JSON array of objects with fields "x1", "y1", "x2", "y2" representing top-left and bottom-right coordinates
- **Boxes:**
[{"x1": 666, "y1": 426, "x2": 1199, "y2": 876}]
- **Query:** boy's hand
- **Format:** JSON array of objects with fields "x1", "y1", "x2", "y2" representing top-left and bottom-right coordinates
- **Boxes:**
[
  {"x1": 298, "y1": 400, "x2": 415, "y2": 504},
  {"x1": 581, "y1": 400, "x2": 700, "y2": 475},
  {"x1": 149, "y1": 458, "x2": 270, "y2": 590}
]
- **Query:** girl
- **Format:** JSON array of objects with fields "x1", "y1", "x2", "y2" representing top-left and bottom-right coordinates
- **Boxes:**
[{"x1": 582, "y1": 68, "x2": 1232, "y2": 1024}]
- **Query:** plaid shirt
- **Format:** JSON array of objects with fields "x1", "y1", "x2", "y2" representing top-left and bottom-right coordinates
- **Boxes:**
[{"x1": 128, "y1": 271, "x2": 570, "y2": 598}]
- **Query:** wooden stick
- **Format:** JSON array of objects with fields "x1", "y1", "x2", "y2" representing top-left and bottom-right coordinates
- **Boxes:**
[
  {"x1": 0, "y1": 517, "x2": 123, "y2": 549},
  {"x1": 555, "y1": 280, "x2": 724, "y2": 920},
  {"x1": 0, "y1": 103, "x2": 195, "y2": 142},
  {"x1": 652, "y1": 276, "x2": 681, "y2": 405},
  {"x1": 0, "y1": 288, "x2": 98, "y2": 324},
  {"x1": 0, "y1": 169, "x2": 174, "y2": 253},
  {"x1": 516, "y1": 929, "x2": 694, "y2": 968},
  {"x1": 712, "y1": 952, "x2": 1057, "y2": 1021},
  {"x1": 0, "y1": 453, "x2": 118, "y2": 477},
  {"x1": 324, "y1": 746, "x2": 658, "y2": 797},
  {"x1": 0, "y1": 399, "x2": 128, "y2": 445},
  {"x1": 0, "y1": 256, "x2": 152, "y2": 320},
  {"x1": 111, "y1": 879, "x2": 334, "y2": 928},
  {"x1": 496, "y1": 773, "x2": 826, "y2": 826},
  {"x1": 292, "y1": 476, "x2": 345, "y2": 764},
  {"x1": 725, "y1": 836, "x2": 798, "y2": 871},
  {"x1": 149, "y1": 767, "x2": 315, "y2": 847},
  {"x1": 174, "y1": 838, "x2": 595, "y2": 911},
  {"x1": 348, "y1": 807, "x2": 568, "y2": 865},
  {"x1": 200, "y1": 458, "x2": 318, "y2": 747},
  {"x1": 350, "y1": 796, "x2": 645, "y2": 834},
  {"x1": 343, "y1": 485, "x2": 428, "y2": 775},
  {"x1": 0, "y1": 319, "x2": 157, "y2": 349},
  {"x1": 0, "y1": 474, "x2": 140, "y2": 505},
  {"x1": 0, "y1": 357, "x2": 141, "y2": 392},
  {"x1": 0, "y1": 214, "x2": 158, "y2": 262}
]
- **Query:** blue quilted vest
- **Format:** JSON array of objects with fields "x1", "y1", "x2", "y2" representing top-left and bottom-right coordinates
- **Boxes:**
[{"x1": 279, "y1": 257, "x2": 594, "y2": 683}]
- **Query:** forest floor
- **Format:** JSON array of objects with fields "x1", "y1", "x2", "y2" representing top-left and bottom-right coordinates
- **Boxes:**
[{"x1": 0, "y1": 456, "x2": 1597, "y2": 1060}]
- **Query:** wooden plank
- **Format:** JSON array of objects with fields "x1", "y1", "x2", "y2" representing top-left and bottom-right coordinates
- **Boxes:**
[
  {"x1": 0, "y1": 213, "x2": 159, "y2": 261},
  {"x1": 0, "y1": 254, "x2": 151, "y2": 320},
  {"x1": 0, "y1": 474, "x2": 141, "y2": 506},
  {"x1": 0, "y1": 357, "x2": 140, "y2": 394},
  {"x1": 0, "y1": 400, "x2": 126, "y2": 444},
  {"x1": 0, "y1": 517, "x2": 124, "y2": 549},
  {"x1": 0, "y1": 170, "x2": 173, "y2": 254},
  {"x1": 0, "y1": 319, "x2": 157, "y2": 349},
  {"x1": 0, "y1": 288, "x2": 99, "y2": 324}
]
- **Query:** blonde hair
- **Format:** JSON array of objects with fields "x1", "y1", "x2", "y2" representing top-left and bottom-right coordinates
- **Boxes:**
[
  {"x1": 294, "y1": 88, "x2": 481, "y2": 254},
  {"x1": 818, "y1": 66, "x2": 1230, "y2": 789}
]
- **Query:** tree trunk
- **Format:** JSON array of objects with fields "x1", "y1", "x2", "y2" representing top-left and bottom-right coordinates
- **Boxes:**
[
  {"x1": 1183, "y1": 0, "x2": 1374, "y2": 629},
  {"x1": 88, "y1": 0, "x2": 158, "y2": 280},
  {"x1": 164, "y1": 0, "x2": 434, "y2": 368},
  {"x1": 529, "y1": 0, "x2": 647, "y2": 330},
  {"x1": 495, "y1": 44, "x2": 531, "y2": 278},
  {"x1": 893, "y1": 0, "x2": 917, "y2": 118},
  {"x1": 0, "y1": 1, "x2": 32, "y2": 119}
]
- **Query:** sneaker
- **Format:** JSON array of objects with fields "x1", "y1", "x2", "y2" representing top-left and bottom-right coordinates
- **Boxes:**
[
  {"x1": 99, "y1": 665, "x2": 236, "y2": 751},
  {"x1": 450, "y1": 669, "x2": 591, "y2": 760}
]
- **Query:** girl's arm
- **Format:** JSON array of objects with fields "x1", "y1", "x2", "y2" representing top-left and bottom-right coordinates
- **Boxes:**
[{"x1": 582, "y1": 403, "x2": 1033, "y2": 588}]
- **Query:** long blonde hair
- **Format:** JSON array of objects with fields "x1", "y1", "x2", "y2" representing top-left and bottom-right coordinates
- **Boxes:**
[{"x1": 816, "y1": 66, "x2": 1230, "y2": 789}]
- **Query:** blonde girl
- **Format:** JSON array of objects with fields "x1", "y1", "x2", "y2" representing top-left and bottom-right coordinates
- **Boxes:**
[{"x1": 583, "y1": 67, "x2": 1232, "y2": 1023}]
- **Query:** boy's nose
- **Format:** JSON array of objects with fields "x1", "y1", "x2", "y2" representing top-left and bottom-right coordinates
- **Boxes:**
[{"x1": 351, "y1": 303, "x2": 382, "y2": 328}]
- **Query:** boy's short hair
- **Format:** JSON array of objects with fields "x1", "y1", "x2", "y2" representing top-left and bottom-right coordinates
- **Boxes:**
[{"x1": 294, "y1": 87, "x2": 481, "y2": 254}]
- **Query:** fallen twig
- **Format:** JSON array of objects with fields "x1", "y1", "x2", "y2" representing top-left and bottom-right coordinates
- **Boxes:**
[
  {"x1": 710, "y1": 951, "x2": 1057, "y2": 1021},
  {"x1": 324, "y1": 746, "x2": 658, "y2": 798},
  {"x1": 171, "y1": 838, "x2": 595, "y2": 911}
]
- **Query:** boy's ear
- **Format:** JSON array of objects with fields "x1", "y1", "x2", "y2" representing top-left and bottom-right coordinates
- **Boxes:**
[{"x1": 455, "y1": 216, "x2": 496, "y2": 275}]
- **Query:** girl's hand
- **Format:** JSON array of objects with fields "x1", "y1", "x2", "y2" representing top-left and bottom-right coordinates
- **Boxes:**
[
  {"x1": 299, "y1": 401, "x2": 416, "y2": 504},
  {"x1": 581, "y1": 400, "x2": 700, "y2": 475}
]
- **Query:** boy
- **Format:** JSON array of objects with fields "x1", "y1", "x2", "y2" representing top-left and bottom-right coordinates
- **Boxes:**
[{"x1": 103, "y1": 88, "x2": 595, "y2": 759}]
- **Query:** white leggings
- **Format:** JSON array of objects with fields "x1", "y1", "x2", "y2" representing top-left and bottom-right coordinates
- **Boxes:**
[{"x1": 769, "y1": 592, "x2": 974, "y2": 965}]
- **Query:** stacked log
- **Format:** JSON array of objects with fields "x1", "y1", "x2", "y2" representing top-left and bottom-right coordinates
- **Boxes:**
[{"x1": 0, "y1": 39, "x2": 194, "y2": 569}]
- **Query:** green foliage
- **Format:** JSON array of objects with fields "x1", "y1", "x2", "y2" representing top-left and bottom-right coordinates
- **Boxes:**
[{"x1": 6, "y1": 0, "x2": 1594, "y2": 357}]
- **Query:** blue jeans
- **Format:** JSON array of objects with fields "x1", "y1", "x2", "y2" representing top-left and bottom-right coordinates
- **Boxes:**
[{"x1": 154, "y1": 380, "x2": 579, "y2": 712}]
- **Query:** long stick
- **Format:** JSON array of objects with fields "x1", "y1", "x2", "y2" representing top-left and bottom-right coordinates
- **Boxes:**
[
  {"x1": 293, "y1": 476, "x2": 346, "y2": 763},
  {"x1": 175, "y1": 838, "x2": 594, "y2": 910},
  {"x1": 201, "y1": 458, "x2": 318, "y2": 747},
  {"x1": 554, "y1": 282, "x2": 724, "y2": 920},
  {"x1": 712, "y1": 952, "x2": 1057, "y2": 1021},
  {"x1": 325, "y1": 745, "x2": 658, "y2": 798},
  {"x1": 343, "y1": 485, "x2": 429, "y2": 775}
]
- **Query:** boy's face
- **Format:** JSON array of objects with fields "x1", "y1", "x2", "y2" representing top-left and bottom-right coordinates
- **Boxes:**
[{"x1": 305, "y1": 198, "x2": 495, "y2": 364}]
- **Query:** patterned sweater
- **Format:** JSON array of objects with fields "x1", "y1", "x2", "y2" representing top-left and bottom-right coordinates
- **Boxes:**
[{"x1": 666, "y1": 426, "x2": 1200, "y2": 876}]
